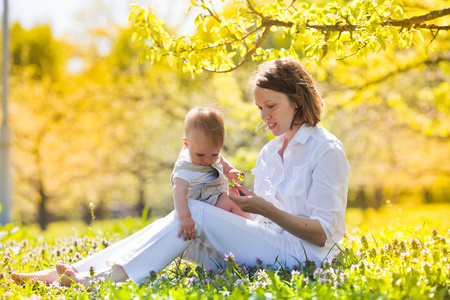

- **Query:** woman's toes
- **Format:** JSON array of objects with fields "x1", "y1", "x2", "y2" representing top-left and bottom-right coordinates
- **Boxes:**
[
  {"x1": 56, "y1": 262, "x2": 65, "y2": 274},
  {"x1": 10, "y1": 272, "x2": 20, "y2": 282},
  {"x1": 59, "y1": 269, "x2": 76, "y2": 287},
  {"x1": 56, "y1": 261, "x2": 77, "y2": 275}
]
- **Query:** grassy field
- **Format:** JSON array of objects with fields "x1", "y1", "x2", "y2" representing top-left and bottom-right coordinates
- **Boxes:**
[{"x1": 0, "y1": 204, "x2": 449, "y2": 299}]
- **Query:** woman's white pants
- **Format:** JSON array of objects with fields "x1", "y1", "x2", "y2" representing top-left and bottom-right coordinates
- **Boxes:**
[{"x1": 72, "y1": 200, "x2": 316, "y2": 285}]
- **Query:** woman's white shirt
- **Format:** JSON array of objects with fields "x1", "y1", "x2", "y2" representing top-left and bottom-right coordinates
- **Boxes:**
[{"x1": 252, "y1": 124, "x2": 350, "y2": 255}]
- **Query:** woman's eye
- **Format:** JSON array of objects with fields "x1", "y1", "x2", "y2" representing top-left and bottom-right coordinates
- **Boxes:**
[{"x1": 268, "y1": 105, "x2": 275, "y2": 109}]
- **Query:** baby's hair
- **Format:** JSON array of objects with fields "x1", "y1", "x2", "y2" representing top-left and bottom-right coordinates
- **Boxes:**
[{"x1": 184, "y1": 106, "x2": 225, "y2": 147}]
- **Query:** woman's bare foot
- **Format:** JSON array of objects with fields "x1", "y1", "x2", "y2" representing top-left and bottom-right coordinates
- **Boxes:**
[
  {"x1": 56, "y1": 261, "x2": 78, "y2": 276},
  {"x1": 58, "y1": 269, "x2": 93, "y2": 287},
  {"x1": 55, "y1": 261, "x2": 83, "y2": 287},
  {"x1": 11, "y1": 268, "x2": 59, "y2": 283},
  {"x1": 57, "y1": 264, "x2": 128, "y2": 288},
  {"x1": 11, "y1": 261, "x2": 79, "y2": 285}
]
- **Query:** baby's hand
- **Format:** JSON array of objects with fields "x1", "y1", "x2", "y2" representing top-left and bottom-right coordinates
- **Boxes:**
[
  {"x1": 227, "y1": 169, "x2": 246, "y2": 185},
  {"x1": 178, "y1": 217, "x2": 196, "y2": 241}
]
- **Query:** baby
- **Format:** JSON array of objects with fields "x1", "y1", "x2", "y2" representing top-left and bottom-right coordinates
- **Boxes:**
[{"x1": 171, "y1": 107, "x2": 253, "y2": 241}]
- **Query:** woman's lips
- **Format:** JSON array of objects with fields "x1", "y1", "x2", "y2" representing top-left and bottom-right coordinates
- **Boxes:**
[{"x1": 267, "y1": 123, "x2": 276, "y2": 130}]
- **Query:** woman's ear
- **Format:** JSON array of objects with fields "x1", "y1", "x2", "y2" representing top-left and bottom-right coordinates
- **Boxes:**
[{"x1": 181, "y1": 137, "x2": 189, "y2": 148}]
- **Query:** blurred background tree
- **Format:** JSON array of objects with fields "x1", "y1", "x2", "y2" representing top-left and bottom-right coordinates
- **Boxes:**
[
  {"x1": 129, "y1": 0, "x2": 450, "y2": 208},
  {"x1": 2, "y1": 0, "x2": 449, "y2": 229}
]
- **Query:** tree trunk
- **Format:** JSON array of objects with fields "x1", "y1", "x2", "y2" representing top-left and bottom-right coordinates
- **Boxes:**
[
  {"x1": 136, "y1": 178, "x2": 146, "y2": 217},
  {"x1": 36, "y1": 178, "x2": 49, "y2": 230},
  {"x1": 374, "y1": 186, "x2": 383, "y2": 210},
  {"x1": 357, "y1": 186, "x2": 368, "y2": 210}
]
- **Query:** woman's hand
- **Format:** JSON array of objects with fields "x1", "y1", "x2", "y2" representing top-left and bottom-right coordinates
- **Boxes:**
[
  {"x1": 178, "y1": 217, "x2": 196, "y2": 241},
  {"x1": 230, "y1": 183, "x2": 327, "y2": 247},
  {"x1": 229, "y1": 184, "x2": 269, "y2": 215}
]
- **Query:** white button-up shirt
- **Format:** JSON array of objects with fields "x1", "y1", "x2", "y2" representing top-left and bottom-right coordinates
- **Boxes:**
[{"x1": 251, "y1": 124, "x2": 350, "y2": 259}]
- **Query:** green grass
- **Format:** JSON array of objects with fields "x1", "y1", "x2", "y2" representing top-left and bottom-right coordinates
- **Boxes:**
[{"x1": 1, "y1": 204, "x2": 449, "y2": 299}]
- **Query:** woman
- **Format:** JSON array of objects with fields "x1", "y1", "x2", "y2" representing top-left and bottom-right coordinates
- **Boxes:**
[{"x1": 11, "y1": 58, "x2": 350, "y2": 287}]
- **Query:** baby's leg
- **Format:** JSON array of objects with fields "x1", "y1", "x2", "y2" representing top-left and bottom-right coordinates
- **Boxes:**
[
  {"x1": 215, "y1": 192, "x2": 254, "y2": 220},
  {"x1": 214, "y1": 192, "x2": 233, "y2": 212}
]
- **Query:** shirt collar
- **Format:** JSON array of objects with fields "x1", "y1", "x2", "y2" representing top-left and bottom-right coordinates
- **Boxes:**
[
  {"x1": 291, "y1": 124, "x2": 316, "y2": 145},
  {"x1": 269, "y1": 124, "x2": 316, "y2": 153}
]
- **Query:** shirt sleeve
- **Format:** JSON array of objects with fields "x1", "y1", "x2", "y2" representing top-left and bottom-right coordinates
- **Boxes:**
[
  {"x1": 306, "y1": 143, "x2": 350, "y2": 241},
  {"x1": 172, "y1": 168, "x2": 193, "y2": 185}
]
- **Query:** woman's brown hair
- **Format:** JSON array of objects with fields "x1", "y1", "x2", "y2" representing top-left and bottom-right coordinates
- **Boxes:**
[{"x1": 251, "y1": 58, "x2": 324, "y2": 128}]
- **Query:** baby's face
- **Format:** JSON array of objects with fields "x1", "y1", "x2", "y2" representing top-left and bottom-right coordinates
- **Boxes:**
[{"x1": 183, "y1": 130, "x2": 222, "y2": 166}]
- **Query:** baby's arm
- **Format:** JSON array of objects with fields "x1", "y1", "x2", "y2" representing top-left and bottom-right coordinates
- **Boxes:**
[
  {"x1": 173, "y1": 178, "x2": 196, "y2": 241},
  {"x1": 220, "y1": 155, "x2": 244, "y2": 184}
]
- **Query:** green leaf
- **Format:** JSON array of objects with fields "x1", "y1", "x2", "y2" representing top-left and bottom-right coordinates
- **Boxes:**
[
  {"x1": 377, "y1": 34, "x2": 386, "y2": 50},
  {"x1": 357, "y1": 6, "x2": 366, "y2": 20},
  {"x1": 298, "y1": 23, "x2": 306, "y2": 34},
  {"x1": 392, "y1": 6, "x2": 404, "y2": 19},
  {"x1": 369, "y1": 12, "x2": 379, "y2": 27},
  {"x1": 131, "y1": 32, "x2": 138, "y2": 42},
  {"x1": 194, "y1": 14, "x2": 204, "y2": 26},
  {"x1": 227, "y1": 51, "x2": 237, "y2": 58},
  {"x1": 413, "y1": 29, "x2": 424, "y2": 45},
  {"x1": 388, "y1": 26, "x2": 400, "y2": 44},
  {"x1": 290, "y1": 23, "x2": 297, "y2": 35},
  {"x1": 127, "y1": 10, "x2": 135, "y2": 23},
  {"x1": 240, "y1": 46, "x2": 247, "y2": 57}
]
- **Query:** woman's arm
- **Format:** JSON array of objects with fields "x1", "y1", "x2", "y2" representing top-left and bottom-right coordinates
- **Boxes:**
[
  {"x1": 229, "y1": 186, "x2": 327, "y2": 247},
  {"x1": 263, "y1": 200, "x2": 327, "y2": 247},
  {"x1": 173, "y1": 178, "x2": 196, "y2": 241}
]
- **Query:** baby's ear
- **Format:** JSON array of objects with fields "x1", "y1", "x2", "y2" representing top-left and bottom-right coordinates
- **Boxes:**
[{"x1": 181, "y1": 137, "x2": 189, "y2": 148}]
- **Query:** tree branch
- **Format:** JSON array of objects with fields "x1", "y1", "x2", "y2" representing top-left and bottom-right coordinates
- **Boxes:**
[
  {"x1": 268, "y1": 7, "x2": 450, "y2": 32},
  {"x1": 203, "y1": 25, "x2": 271, "y2": 73},
  {"x1": 336, "y1": 42, "x2": 368, "y2": 61},
  {"x1": 385, "y1": 7, "x2": 450, "y2": 27},
  {"x1": 354, "y1": 55, "x2": 450, "y2": 90},
  {"x1": 324, "y1": 54, "x2": 450, "y2": 95},
  {"x1": 247, "y1": 0, "x2": 263, "y2": 18},
  {"x1": 131, "y1": 4, "x2": 450, "y2": 72},
  {"x1": 414, "y1": 24, "x2": 450, "y2": 30}
]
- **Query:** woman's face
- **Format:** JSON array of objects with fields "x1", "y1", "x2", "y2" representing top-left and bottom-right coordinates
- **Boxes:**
[{"x1": 254, "y1": 86, "x2": 298, "y2": 137}]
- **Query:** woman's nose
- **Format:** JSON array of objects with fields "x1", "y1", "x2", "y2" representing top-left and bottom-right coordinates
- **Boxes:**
[{"x1": 261, "y1": 108, "x2": 269, "y2": 120}]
